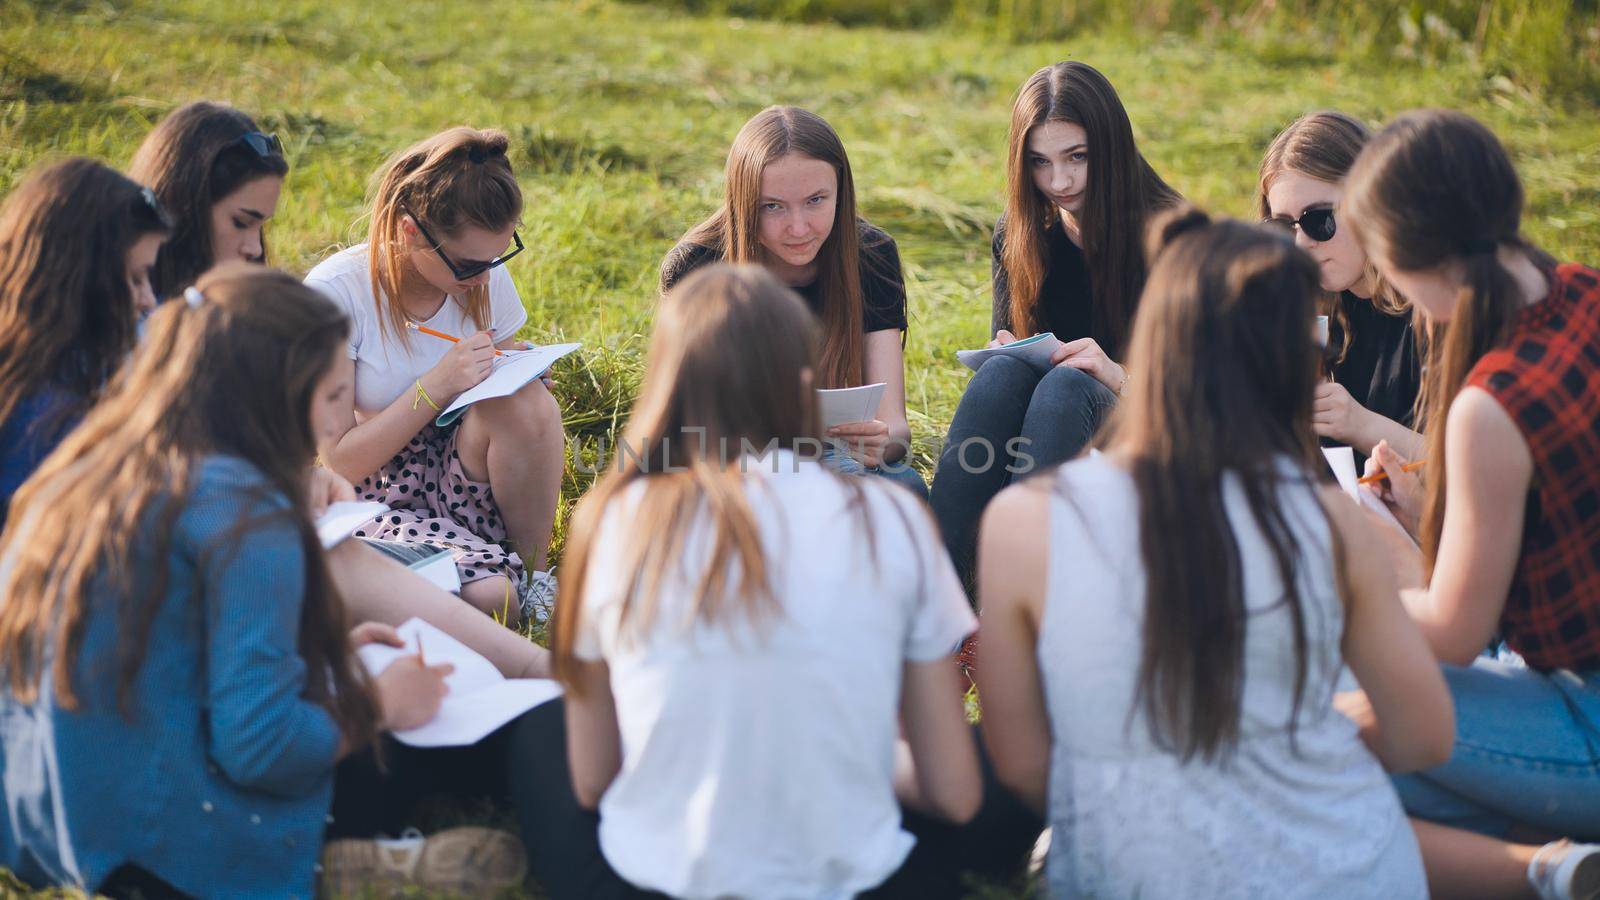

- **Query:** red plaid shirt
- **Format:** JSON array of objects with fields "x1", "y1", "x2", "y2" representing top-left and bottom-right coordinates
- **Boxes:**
[{"x1": 1467, "y1": 262, "x2": 1600, "y2": 671}]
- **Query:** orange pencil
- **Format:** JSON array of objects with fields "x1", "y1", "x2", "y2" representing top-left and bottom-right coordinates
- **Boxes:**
[
  {"x1": 1357, "y1": 459, "x2": 1425, "y2": 487},
  {"x1": 407, "y1": 320, "x2": 503, "y2": 356}
]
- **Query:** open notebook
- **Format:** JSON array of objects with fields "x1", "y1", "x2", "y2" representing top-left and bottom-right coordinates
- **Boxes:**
[
  {"x1": 435, "y1": 343, "x2": 582, "y2": 427},
  {"x1": 955, "y1": 332, "x2": 1063, "y2": 375},
  {"x1": 357, "y1": 618, "x2": 562, "y2": 747}
]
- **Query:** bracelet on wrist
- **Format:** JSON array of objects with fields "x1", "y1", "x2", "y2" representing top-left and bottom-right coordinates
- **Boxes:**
[{"x1": 412, "y1": 378, "x2": 441, "y2": 412}]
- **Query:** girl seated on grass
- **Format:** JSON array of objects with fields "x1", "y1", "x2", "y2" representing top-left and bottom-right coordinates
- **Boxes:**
[
  {"x1": 0, "y1": 265, "x2": 537, "y2": 899},
  {"x1": 660, "y1": 106, "x2": 926, "y2": 498},
  {"x1": 1257, "y1": 110, "x2": 1422, "y2": 473},
  {"x1": 307, "y1": 127, "x2": 565, "y2": 627},
  {"x1": 515, "y1": 264, "x2": 1041, "y2": 899},
  {"x1": 0, "y1": 157, "x2": 169, "y2": 526},
  {"x1": 928, "y1": 60, "x2": 1182, "y2": 591},
  {"x1": 125, "y1": 106, "x2": 551, "y2": 677},
  {"x1": 129, "y1": 100, "x2": 288, "y2": 299},
  {"x1": 976, "y1": 206, "x2": 1454, "y2": 899},
  {"x1": 1346, "y1": 109, "x2": 1600, "y2": 900}
]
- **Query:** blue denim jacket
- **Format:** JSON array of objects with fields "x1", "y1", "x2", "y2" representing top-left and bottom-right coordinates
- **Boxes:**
[{"x1": 1, "y1": 456, "x2": 341, "y2": 898}]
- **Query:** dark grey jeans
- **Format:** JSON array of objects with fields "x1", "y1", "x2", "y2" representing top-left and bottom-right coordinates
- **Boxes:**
[{"x1": 928, "y1": 355, "x2": 1116, "y2": 594}]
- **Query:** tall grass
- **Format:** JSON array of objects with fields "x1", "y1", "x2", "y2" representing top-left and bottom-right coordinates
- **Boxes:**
[{"x1": 626, "y1": 0, "x2": 1600, "y2": 103}]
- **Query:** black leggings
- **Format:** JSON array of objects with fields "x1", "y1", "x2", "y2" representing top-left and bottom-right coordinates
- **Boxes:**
[{"x1": 510, "y1": 699, "x2": 1042, "y2": 900}]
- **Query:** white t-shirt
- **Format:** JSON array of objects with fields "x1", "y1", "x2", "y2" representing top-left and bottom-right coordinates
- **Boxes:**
[
  {"x1": 304, "y1": 244, "x2": 528, "y2": 415},
  {"x1": 573, "y1": 452, "x2": 975, "y2": 900}
]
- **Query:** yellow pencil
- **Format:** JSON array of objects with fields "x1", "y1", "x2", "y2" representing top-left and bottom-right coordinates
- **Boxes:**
[{"x1": 406, "y1": 320, "x2": 503, "y2": 356}]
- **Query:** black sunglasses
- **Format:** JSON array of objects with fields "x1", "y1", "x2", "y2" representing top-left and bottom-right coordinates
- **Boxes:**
[
  {"x1": 401, "y1": 203, "x2": 524, "y2": 281},
  {"x1": 133, "y1": 185, "x2": 173, "y2": 229},
  {"x1": 1265, "y1": 205, "x2": 1337, "y2": 243},
  {"x1": 230, "y1": 131, "x2": 284, "y2": 158}
]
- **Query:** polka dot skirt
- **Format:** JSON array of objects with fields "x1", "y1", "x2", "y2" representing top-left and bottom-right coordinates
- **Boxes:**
[{"x1": 351, "y1": 424, "x2": 524, "y2": 586}]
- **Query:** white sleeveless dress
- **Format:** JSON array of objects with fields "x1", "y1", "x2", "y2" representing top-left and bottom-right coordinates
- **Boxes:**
[{"x1": 1038, "y1": 455, "x2": 1426, "y2": 899}]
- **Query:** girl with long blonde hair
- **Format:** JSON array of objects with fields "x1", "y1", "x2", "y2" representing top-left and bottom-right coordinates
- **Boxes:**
[
  {"x1": 307, "y1": 127, "x2": 565, "y2": 626},
  {"x1": 516, "y1": 265, "x2": 1041, "y2": 898}
]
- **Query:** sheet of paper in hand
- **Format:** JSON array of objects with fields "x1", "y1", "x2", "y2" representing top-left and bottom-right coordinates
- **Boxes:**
[
  {"x1": 1322, "y1": 446, "x2": 1412, "y2": 539},
  {"x1": 955, "y1": 332, "x2": 1064, "y2": 376},
  {"x1": 435, "y1": 343, "x2": 582, "y2": 427},
  {"x1": 317, "y1": 501, "x2": 389, "y2": 550},
  {"x1": 357, "y1": 617, "x2": 563, "y2": 748},
  {"x1": 817, "y1": 382, "x2": 887, "y2": 429}
]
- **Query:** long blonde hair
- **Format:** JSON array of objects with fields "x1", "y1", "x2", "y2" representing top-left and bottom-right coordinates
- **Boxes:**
[
  {"x1": 365, "y1": 127, "x2": 522, "y2": 345},
  {"x1": 555, "y1": 265, "x2": 921, "y2": 688},
  {"x1": 0, "y1": 265, "x2": 381, "y2": 751},
  {"x1": 1000, "y1": 62, "x2": 1180, "y2": 354},
  {"x1": 667, "y1": 107, "x2": 871, "y2": 389}
]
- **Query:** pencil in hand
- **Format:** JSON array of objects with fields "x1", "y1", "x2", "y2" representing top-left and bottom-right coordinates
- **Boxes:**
[
  {"x1": 1357, "y1": 459, "x2": 1425, "y2": 487},
  {"x1": 406, "y1": 321, "x2": 504, "y2": 356}
]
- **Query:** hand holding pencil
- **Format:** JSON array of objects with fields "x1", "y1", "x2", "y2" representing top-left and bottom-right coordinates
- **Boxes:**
[{"x1": 1361, "y1": 440, "x2": 1424, "y2": 538}]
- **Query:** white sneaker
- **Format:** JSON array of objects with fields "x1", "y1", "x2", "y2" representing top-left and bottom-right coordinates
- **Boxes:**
[
  {"x1": 518, "y1": 569, "x2": 557, "y2": 625},
  {"x1": 1529, "y1": 839, "x2": 1600, "y2": 900}
]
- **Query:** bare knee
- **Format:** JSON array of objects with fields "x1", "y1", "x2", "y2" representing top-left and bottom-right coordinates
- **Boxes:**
[
  {"x1": 469, "y1": 380, "x2": 562, "y2": 440},
  {"x1": 460, "y1": 574, "x2": 520, "y2": 626}
]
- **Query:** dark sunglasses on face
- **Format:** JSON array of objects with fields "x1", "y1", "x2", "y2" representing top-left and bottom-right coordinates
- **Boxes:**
[
  {"x1": 400, "y1": 203, "x2": 524, "y2": 281},
  {"x1": 230, "y1": 131, "x2": 284, "y2": 158},
  {"x1": 1264, "y1": 205, "x2": 1337, "y2": 243}
]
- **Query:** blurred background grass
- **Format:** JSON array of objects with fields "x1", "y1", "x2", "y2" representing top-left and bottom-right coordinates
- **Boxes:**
[
  {"x1": 3, "y1": 0, "x2": 1599, "y2": 895},
  {"x1": 4, "y1": 0, "x2": 1599, "y2": 593}
]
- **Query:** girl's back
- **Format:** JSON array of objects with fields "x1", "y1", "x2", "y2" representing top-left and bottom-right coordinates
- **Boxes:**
[
  {"x1": 1039, "y1": 452, "x2": 1423, "y2": 899},
  {"x1": 571, "y1": 452, "x2": 972, "y2": 898}
]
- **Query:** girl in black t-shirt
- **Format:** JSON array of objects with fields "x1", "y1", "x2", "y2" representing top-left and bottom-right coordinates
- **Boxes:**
[
  {"x1": 1258, "y1": 111, "x2": 1423, "y2": 474},
  {"x1": 929, "y1": 61, "x2": 1180, "y2": 591},
  {"x1": 659, "y1": 106, "x2": 924, "y2": 497}
]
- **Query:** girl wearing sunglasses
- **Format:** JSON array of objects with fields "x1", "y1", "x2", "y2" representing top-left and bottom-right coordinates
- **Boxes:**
[
  {"x1": 129, "y1": 100, "x2": 288, "y2": 298},
  {"x1": 1259, "y1": 111, "x2": 1424, "y2": 475},
  {"x1": 306, "y1": 127, "x2": 564, "y2": 627}
]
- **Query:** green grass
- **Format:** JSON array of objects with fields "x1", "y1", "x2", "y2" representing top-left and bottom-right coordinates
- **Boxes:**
[{"x1": 3, "y1": 0, "x2": 1600, "y2": 895}]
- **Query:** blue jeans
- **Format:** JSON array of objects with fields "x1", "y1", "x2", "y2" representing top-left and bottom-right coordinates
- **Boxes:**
[
  {"x1": 821, "y1": 446, "x2": 930, "y2": 501},
  {"x1": 1392, "y1": 655, "x2": 1600, "y2": 841},
  {"x1": 927, "y1": 356, "x2": 1116, "y2": 591}
]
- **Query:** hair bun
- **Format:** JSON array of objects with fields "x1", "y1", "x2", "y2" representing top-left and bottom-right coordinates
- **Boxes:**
[
  {"x1": 464, "y1": 130, "x2": 510, "y2": 165},
  {"x1": 1144, "y1": 203, "x2": 1212, "y2": 266}
]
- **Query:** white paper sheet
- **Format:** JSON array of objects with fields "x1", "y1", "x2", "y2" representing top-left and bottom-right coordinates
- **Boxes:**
[
  {"x1": 817, "y1": 382, "x2": 887, "y2": 429},
  {"x1": 955, "y1": 332, "x2": 1064, "y2": 376},
  {"x1": 316, "y1": 501, "x2": 389, "y2": 549},
  {"x1": 435, "y1": 342, "x2": 582, "y2": 427},
  {"x1": 357, "y1": 618, "x2": 562, "y2": 748},
  {"x1": 1322, "y1": 447, "x2": 1413, "y2": 540}
]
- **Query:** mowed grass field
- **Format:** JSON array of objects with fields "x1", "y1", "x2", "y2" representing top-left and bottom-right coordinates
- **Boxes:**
[{"x1": 3, "y1": 0, "x2": 1600, "y2": 896}]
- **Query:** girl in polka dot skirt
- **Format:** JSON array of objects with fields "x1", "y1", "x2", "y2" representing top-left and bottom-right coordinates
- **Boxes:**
[{"x1": 309, "y1": 127, "x2": 564, "y2": 626}]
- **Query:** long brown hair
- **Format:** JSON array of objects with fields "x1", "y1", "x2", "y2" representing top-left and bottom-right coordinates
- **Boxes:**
[
  {"x1": 0, "y1": 264, "x2": 381, "y2": 750},
  {"x1": 554, "y1": 264, "x2": 914, "y2": 688},
  {"x1": 365, "y1": 127, "x2": 522, "y2": 346},
  {"x1": 1344, "y1": 109, "x2": 1554, "y2": 575},
  {"x1": 1001, "y1": 62, "x2": 1180, "y2": 354},
  {"x1": 0, "y1": 157, "x2": 170, "y2": 429},
  {"x1": 1256, "y1": 110, "x2": 1409, "y2": 366},
  {"x1": 129, "y1": 101, "x2": 288, "y2": 298},
  {"x1": 1098, "y1": 205, "x2": 1333, "y2": 761},
  {"x1": 668, "y1": 107, "x2": 871, "y2": 389}
]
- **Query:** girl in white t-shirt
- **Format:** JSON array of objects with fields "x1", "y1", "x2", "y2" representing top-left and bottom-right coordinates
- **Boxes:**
[
  {"x1": 529, "y1": 264, "x2": 986, "y2": 899},
  {"x1": 308, "y1": 127, "x2": 564, "y2": 625}
]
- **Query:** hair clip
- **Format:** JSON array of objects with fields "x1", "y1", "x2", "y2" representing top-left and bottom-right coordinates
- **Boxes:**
[{"x1": 184, "y1": 286, "x2": 206, "y2": 308}]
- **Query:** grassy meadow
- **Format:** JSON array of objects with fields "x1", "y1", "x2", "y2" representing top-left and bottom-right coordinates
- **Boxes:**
[{"x1": 3, "y1": 0, "x2": 1600, "y2": 895}]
